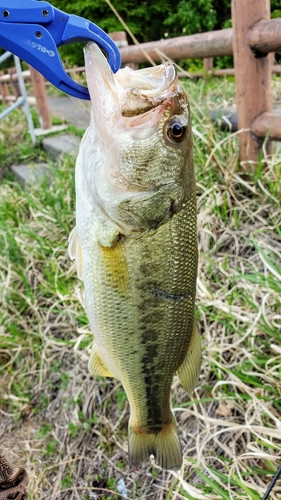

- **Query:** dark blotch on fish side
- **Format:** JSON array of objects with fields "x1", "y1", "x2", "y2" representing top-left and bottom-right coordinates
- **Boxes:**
[
  {"x1": 169, "y1": 200, "x2": 177, "y2": 216},
  {"x1": 138, "y1": 267, "x2": 151, "y2": 279},
  {"x1": 143, "y1": 367, "x2": 173, "y2": 428},
  {"x1": 139, "y1": 317, "x2": 164, "y2": 427},
  {"x1": 151, "y1": 288, "x2": 192, "y2": 301},
  {"x1": 143, "y1": 371, "x2": 164, "y2": 427}
]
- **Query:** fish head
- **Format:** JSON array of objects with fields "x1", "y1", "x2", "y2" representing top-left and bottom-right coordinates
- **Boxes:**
[{"x1": 82, "y1": 42, "x2": 194, "y2": 236}]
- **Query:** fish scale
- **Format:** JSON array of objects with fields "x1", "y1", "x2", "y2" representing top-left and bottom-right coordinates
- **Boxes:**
[{"x1": 69, "y1": 42, "x2": 201, "y2": 470}]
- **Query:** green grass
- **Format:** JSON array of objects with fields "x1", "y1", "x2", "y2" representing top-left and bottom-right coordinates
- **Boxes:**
[{"x1": 0, "y1": 75, "x2": 281, "y2": 499}]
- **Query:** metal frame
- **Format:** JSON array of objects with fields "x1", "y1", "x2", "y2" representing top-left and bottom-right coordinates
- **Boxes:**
[{"x1": 0, "y1": 51, "x2": 35, "y2": 144}]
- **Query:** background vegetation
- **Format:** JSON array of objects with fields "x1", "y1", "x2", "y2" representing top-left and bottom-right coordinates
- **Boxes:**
[
  {"x1": 51, "y1": 0, "x2": 281, "y2": 66},
  {"x1": 0, "y1": 74, "x2": 281, "y2": 499}
]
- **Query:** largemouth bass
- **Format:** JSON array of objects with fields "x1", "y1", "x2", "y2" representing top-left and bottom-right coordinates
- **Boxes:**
[{"x1": 69, "y1": 42, "x2": 201, "y2": 471}]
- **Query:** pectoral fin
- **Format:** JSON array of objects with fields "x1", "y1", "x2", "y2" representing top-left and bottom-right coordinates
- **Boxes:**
[
  {"x1": 88, "y1": 342, "x2": 115, "y2": 378},
  {"x1": 177, "y1": 319, "x2": 201, "y2": 395},
  {"x1": 68, "y1": 226, "x2": 84, "y2": 281}
]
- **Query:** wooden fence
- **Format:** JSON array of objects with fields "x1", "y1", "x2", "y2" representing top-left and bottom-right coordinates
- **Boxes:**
[
  {"x1": 0, "y1": 0, "x2": 280, "y2": 168},
  {"x1": 118, "y1": 0, "x2": 281, "y2": 168},
  {"x1": 0, "y1": 65, "x2": 52, "y2": 130},
  {"x1": 177, "y1": 58, "x2": 281, "y2": 78}
]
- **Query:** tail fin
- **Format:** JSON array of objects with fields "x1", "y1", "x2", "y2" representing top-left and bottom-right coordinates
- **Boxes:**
[{"x1": 128, "y1": 417, "x2": 182, "y2": 471}]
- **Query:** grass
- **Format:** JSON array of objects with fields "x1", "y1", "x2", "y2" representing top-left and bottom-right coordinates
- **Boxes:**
[{"x1": 0, "y1": 75, "x2": 281, "y2": 500}]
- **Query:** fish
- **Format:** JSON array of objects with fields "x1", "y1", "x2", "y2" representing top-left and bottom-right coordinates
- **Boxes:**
[{"x1": 68, "y1": 42, "x2": 201, "y2": 471}]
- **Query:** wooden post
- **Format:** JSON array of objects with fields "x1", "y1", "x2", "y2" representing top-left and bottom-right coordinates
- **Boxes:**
[
  {"x1": 110, "y1": 31, "x2": 139, "y2": 70},
  {"x1": 8, "y1": 67, "x2": 21, "y2": 98},
  {"x1": 29, "y1": 66, "x2": 52, "y2": 129},
  {"x1": 109, "y1": 31, "x2": 128, "y2": 48},
  {"x1": 203, "y1": 57, "x2": 213, "y2": 72},
  {"x1": 0, "y1": 70, "x2": 10, "y2": 101},
  {"x1": 203, "y1": 57, "x2": 213, "y2": 80},
  {"x1": 232, "y1": 0, "x2": 273, "y2": 169}
]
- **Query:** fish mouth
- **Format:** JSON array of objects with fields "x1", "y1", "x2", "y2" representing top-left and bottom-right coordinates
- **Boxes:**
[
  {"x1": 84, "y1": 42, "x2": 179, "y2": 122},
  {"x1": 115, "y1": 62, "x2": 178, "y2": 117}
]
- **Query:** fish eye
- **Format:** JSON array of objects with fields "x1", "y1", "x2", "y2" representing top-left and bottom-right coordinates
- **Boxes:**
[{"x1": 167, "y1": 119, "x2": 187, "y2": 143}]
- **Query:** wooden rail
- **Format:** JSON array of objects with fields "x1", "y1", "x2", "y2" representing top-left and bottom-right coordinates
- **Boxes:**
[
  {"x1": 13, "y1": 61, "x2": 277, "y2": 81},
  {"x1": 177, "y1": 64, "x2": 281, "y2": 78},
  {"x1": 118, "y1": 18, "x2": 281, "y2": 66},
  {"x1": 119, "y1": 29, "x2": 233, "y2": 65},
  {"x1": 248, "y1": 18, "x2": 281, "y2": 55},
  {"x1": 252, "y1": 112, "x2": 281, "y2": 141}
]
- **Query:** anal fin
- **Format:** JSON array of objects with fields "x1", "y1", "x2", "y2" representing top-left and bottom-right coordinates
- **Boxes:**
[
  {"x1": 88, "y1": 342, "x2": 115, "y2": 378},
  {"x1": 177, "y1": 318, "x2": 201, "y2": 395}
]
